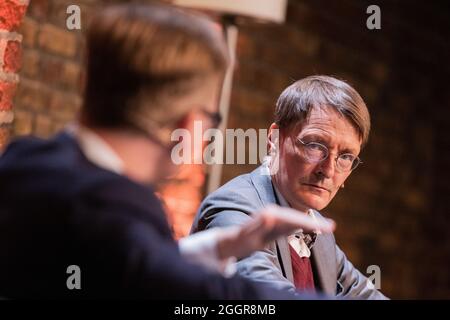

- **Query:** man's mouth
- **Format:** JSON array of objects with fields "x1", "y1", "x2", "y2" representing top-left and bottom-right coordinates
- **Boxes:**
[{"x1": 302, "y1": 183, "x2": 330, "y2": 193}]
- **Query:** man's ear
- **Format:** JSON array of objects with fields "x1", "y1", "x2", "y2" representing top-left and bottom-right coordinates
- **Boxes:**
[{"x1": 267, "y1": 122, "x2": 280, "y2": 155}]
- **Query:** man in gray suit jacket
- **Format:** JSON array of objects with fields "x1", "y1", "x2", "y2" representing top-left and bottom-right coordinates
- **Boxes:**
[{"x1": 191, "y1": 75, "x2": 388, "y2": 299}]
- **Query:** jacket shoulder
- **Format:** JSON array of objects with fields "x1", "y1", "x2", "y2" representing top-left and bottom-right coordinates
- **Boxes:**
[{"x1": 192, "y1": 169, "x2": 265, "y2": 232}]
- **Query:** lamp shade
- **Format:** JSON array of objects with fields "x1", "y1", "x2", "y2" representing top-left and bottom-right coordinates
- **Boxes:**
[{"x1": 172, "y1": 0, "x2": 287, "y2": 23}]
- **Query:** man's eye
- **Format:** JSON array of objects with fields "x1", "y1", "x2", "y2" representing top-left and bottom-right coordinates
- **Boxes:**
[
  {"x1": 340, "y1": 154, "x2": 355, "y2": 161},
  {"x1": 306, "y1": 143, "x2": 323, "y2": 150}
]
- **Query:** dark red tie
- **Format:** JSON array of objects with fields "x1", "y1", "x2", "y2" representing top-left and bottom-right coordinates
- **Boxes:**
[{"x1": 289, "y1": 244, "x2": 315, "y2": 291}]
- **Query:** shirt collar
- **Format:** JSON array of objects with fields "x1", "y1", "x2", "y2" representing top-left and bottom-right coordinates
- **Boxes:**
[{"x1": 66, "y1": 123, "x2": 125, "y2": 175}]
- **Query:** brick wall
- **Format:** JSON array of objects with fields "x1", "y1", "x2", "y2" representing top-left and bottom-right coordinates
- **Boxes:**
[
  {"x1": 5, "y1": 0, "x2": 450, "y2": 298},
  {"x1": 13, "y1": 0, "x2": 87, "y2": 138},
  {"x1": 0, "y1": 0, "x2": 29, "y2": 149}
]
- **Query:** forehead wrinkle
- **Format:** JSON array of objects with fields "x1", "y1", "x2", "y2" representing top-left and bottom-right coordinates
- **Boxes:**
[{"x1": 300, "y1": 107, "x2": 361, "y2": 154}]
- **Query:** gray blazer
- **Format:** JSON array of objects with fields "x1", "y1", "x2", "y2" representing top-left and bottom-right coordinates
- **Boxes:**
[{"x1": 191, "y1": 165, "x2": 387, "y2": 299}]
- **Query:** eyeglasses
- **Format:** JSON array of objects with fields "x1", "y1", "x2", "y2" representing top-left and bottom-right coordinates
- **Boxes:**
[{"x1": 296, "y1": 138, "x2": 362, "y2": 172}]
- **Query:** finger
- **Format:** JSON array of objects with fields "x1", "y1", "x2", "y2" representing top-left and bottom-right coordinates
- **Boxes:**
[{"x1": 260, "y1": 205, "x2": 336, "y2": 234}]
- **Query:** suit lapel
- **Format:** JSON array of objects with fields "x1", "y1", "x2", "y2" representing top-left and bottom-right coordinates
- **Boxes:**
[
  {"x1": 250, "y1": 166, "x2": 294, "y2": 283},
  {"x1": 275, "y1": 237, "x2": 294, "y2": 283},
  {"x1": 311, "y1": 233, "x2": 337, "y2": 295}
]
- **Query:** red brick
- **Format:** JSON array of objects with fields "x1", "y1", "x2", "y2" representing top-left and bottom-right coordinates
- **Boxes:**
[
  {"x1": 3, "y1": 40, "x2": 21, "y2": 73},
  {"x1": 34, "y1": 113, "x2": 53, "y2": 137},
  {"x1": 48, "y1": 90, "x2": 81, "y2": 118},
  {"x1": 40, "y1": 55, "x2": 82, "y2": 91},
  {"x1": 38, "y1": 24, "x2": 77, "y2": 58},
  {"x1": 0, "y1": 81, "x2": 17, "y2": 110},
  {"x1": 0, "y1": 109, "x2": 14, "y2": 124},
  {"x1": 27, "y1": 0, "x2": 48, "y2": 21},
  {"x1": 13, "y1": 108, "x2": 32, "y2": 135},
  {"x1": 0, "y1": 125, "x2": 11, "y2": 151},
  {"x1": 15, "y1": 79, "x2": 51, "y2": 111},
  {"x1": 20, "y1": 49, "x2": 39, "y2": 78},
  {"x1": 18, "y1": 17, "x2": 38, "y2": 48},
  {"x1": 0, "y1": 0, "x2": 28, "y2": 31}
]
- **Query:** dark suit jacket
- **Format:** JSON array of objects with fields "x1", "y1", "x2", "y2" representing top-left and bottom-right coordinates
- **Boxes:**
[
  {"x1": 191, "y1": 165, "x2": 387, "y2": 299},
  {"x1": 0, "y1": 132, "x2": 297, "y2": 299}
]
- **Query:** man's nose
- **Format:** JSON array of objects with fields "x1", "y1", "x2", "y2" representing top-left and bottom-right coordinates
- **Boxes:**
[{"x1": 314, "y1": 155, "x2": 335, "y2": 179}]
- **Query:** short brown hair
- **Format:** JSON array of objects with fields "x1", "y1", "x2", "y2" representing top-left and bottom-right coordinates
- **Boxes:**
[
  {"x1": 275, "y1": 75, "x2": 371, "y2": 146},
  {"x1": 81, "y1": 3, "x2": 228, "y2": 138}
]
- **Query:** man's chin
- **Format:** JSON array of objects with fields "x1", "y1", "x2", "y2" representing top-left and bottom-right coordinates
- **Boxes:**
[{"x1": 297, "y1": 195, "x2": 329, "y2": 212}]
